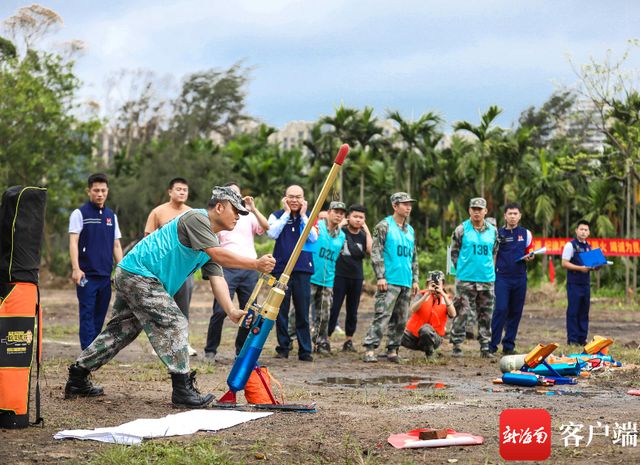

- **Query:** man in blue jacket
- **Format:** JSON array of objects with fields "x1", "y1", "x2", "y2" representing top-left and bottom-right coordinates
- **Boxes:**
[
  {"x1": 489, "y1": 202, "x2": 534, "y2": 355},
  {"x1": 69, "y1": 173, "x2": 123, "y2": 350},
  {"x1": 562, "y1": 220, "x2": 593, "y2": 346},
  {"x1": 267, "y1": 185, "x2": 318, "y2": 362},
  {"x1": 64, "y1": 186, "x2": 276, "y2": 408}
]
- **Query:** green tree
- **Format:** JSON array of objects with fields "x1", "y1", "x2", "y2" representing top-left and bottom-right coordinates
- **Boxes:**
[
  {"x1": 453, "y1": 105, "x2": 503, "y2": 200},
  {"x1": 171, "y1": 63, "x2": 251, "y2": 144},
  {"x1": 319, "y1": 104, "x2": 358, "y2": 198},
  {"x1": 0, "y1": 23, "x2": 100, "y2": 269},
  {"x1": 349, "y1": 107, "x2": 387, "y2": 205},
  {"x1": 519, "y1": 148, "x2": 574, "y2": 272},
  {"x1": 387, "y1": 110, "x2": 442, "y2": 194}
]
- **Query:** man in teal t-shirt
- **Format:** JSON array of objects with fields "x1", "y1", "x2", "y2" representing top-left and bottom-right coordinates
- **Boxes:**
[
  {"x1": 449, "y1": 197, "x2": 498, "y2": 358},
  {"x1": 363, "y1": 192, "x2": 419, "y2": 363},
  {"x1": 311, "y1": 201, "x2": 346, "y2": 353},
  {"x1": 64, "y1": 186, "x2": 276, "y2": 409}
]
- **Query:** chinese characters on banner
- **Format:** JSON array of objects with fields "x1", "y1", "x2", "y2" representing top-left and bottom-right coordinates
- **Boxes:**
[{"x1": 532, "y1": 238, "x2": 640, "y2": 257}]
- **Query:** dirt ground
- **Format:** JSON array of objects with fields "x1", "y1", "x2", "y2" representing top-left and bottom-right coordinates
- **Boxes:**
[{"x1": 2, "y1": 283, "x2": 640, "y2": 464}]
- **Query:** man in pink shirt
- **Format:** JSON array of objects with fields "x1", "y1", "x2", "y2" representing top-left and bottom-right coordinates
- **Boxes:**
[{"x1": 204, "y1": 182, "x2": 270, "y2": 360}]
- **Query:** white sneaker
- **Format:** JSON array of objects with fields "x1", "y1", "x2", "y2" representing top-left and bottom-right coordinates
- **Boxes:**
[{"x1": 188, "y1": 345, "x2": 198, "y2": 357}]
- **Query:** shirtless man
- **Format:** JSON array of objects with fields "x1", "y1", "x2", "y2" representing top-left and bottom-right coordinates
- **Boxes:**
[{"x1": 144, "y1": 177, "x2": 197, "y2": 355}]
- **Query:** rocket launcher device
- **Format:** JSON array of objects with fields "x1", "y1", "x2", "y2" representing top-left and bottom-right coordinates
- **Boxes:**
[
  {"x1": 568, "y1": 335, "x2": 621, "y2": 367},
  {"x1": 501, "y1": 343, "x2": 578, "y2": 386},
  {"x1": 217, "y1": 144, "x2": 350, "y2": 409}
]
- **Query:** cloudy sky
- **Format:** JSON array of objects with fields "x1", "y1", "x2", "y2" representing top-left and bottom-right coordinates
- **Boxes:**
[{"x1": 1, "y1": 1, "x2": 639, "y2": 128}]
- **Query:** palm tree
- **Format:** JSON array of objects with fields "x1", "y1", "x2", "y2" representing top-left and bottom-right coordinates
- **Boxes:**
[
  {"x1": 519, "y1": 148, "x2": 574, "y2": 272},
  {"x1": 453, "y1": 105, "x2": 503, "y2": 200},
  {"x1": 349, "y1": 107, "x2": 386, "y2": 204},
  {"x1": 319, "y1": 104, "x2": 358, "y2": 198},
  {"x1": 387, "y1": 110, "x2": 442, "y2": 194}
]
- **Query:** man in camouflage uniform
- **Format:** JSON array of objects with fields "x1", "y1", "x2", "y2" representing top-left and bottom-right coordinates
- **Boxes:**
[
  {"x1": 64, "y1": 187, "x2": 276, "y2": 408},
  {"x1": 311, "y1": 201, "x2": 346, "y2": 353},
  {"x1": 449, "y1": 197, "x2": 498, "y2": 358},
  {"x1": 363, "y1": 192, "x2": 419, "y2": 363}
]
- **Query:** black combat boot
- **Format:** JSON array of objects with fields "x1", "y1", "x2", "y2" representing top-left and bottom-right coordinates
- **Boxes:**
[
  {"x1": 171, "y1": 371, "x2": 214, "y2": 409},
  {"x1": 64, "y1": 363, "x2": 104, "y2": 399}
]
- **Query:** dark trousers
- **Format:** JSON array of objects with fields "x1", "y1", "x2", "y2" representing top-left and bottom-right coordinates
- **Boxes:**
[
  {"x1": 275, "y1": 271, "x2": 312, "y2": 357},
  {"x1": 173, "y1": 275, "x2": 194, "y2": 320},
  {"x1": 204, "y1": 268, "x2": 257, "y2": 355},
  {"x1": 401, "y1": 325, "x2": 442, "y2": 355},
  {"x1": 566, "y1": 283, "x2": 590, "y2": 345},
  {"x1": 490, "y1": 275, "x2": 527, "y2": 352},
  {"x1": 77, "y1": 275, "x2": 112, "y2": 350},
  {"x1": 328, "y1": 275, "x2": 363, "y2": 337}
]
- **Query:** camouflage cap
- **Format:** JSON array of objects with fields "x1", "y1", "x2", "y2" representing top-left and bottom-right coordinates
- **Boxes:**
[
  {"x1": 210, "y1": 186, "x2": 249, "y2": 215},
  {"x1": 390, "y1": 192, "x2": 416, "y2": 204},
  {"x1": 469, "y1": 197, "x2": 487, "y2": 209},
  {"x1": 428, "y1": 270, "x2": 445, "y2": 282},
  {"x1": 329, "y1": 201, "x2": 347, "y2": 211}
]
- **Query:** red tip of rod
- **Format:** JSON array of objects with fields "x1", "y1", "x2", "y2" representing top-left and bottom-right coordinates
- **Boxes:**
[{"x1": 334, "y1": 144, "x2": 349, "y2": 165}]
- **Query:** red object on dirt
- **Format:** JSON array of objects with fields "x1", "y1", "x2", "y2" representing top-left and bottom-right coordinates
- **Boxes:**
[
  {"x1": 419, "y1": 429, "x2": 448, "y2": 440},
  {"x1": 403, "y1": 384, "x2": 417, "y2": 389},
  {"x1": 627, "y1": 389, "x2": 640, "y2": 396},
  {"x1": 218, "y1": 390, "x2": 237, "y2": 404},
  {"x1": 434, "y1": 382, "x2": 446, "y2": 389},
  {"x1": 388, "y1": 428, "x2": 484, "y2": 449}
]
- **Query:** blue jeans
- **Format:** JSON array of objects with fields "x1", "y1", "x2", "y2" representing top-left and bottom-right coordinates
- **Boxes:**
[
  {"x1": 490, "y1": 275, "x2": 527, "y2": 352},
  {"x1": 275, "y1": 271, "x2": 312, "y2": 357},
  {"x1": 205, "y1": 268, "x2": 257, "y2": 355},
  {"x1": 77, "y1": 275, "x2": 112, "y2": 350}
]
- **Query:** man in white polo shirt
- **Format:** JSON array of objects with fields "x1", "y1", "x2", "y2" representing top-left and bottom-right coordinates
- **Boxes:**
[{"x1": 203, "y1": 182, "x2": 270, "y2": 360}]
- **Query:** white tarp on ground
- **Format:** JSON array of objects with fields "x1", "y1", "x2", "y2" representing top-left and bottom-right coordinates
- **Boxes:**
[{"x1": 54, "y1": 409, "x2": 272, "y2": 445}]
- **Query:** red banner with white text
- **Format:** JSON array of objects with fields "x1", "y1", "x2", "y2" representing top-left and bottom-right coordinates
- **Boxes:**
[{"x1": 532, "y1": 238, "x2": 640, "y2": 256}]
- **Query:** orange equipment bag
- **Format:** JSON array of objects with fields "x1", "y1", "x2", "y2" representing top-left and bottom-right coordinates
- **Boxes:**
[
  {"x1": 244, "y1": 366, "x2": 284, "y2": 405},
  {"x1": 0, "y1": 186, "x2": 46, "y2": 428},
  {"x1": 0, "y1": 282, "x2": 43, "y2": 428}
]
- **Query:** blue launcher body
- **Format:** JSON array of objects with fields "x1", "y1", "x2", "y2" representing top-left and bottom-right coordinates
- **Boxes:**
[
  {"x1": 568, "y1": 353, "x2": 621, "y2": 367},
  {"x1": 226, "y1": 311, "x2": 274, "y2": 393}
]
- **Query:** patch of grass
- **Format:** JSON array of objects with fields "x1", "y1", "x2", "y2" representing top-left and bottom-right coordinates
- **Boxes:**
[
  {"x1": 85, "y1": 437, "x2": 239, "y2": 465},
  {"x1": 407, "y1": 389, "x2": 455, "y2": 402},
  {"x1": 600, "y1": 346, "x2": 640, "y2": 365},
  {"x1": 44, "y1": 324, "x2": 79, "y2": 339},
  {"x1": 340, "y1": 433, "x2": 385, "y2": 465}
]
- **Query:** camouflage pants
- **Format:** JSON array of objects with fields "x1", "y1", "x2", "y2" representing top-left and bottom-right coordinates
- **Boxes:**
[
  {"x1": 363, "y1": 284, "x2": 411, "y2": 351},
  {"x1": 311, "y1": 284, "x2": 333, "y2": 346},
  {"x1": 76, "y1": 268, "x2": 190, "y2": 374},
  {"x1": 401, "y1": 325, "x2": 442, "y2": 355},
  {"x1": 449, "y1": 280, "x2": 495, "y2": 348},
  {"x1": 466, "y1": 307, "x2": 477, "y2": 334}
]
